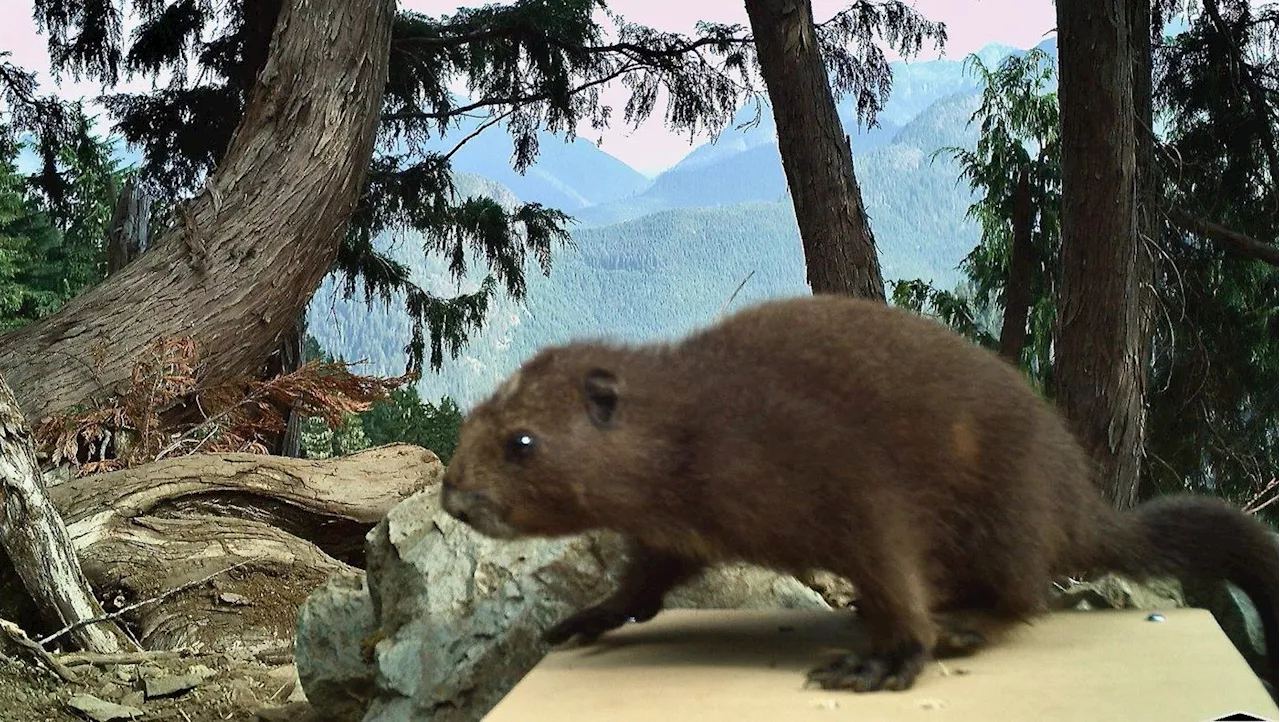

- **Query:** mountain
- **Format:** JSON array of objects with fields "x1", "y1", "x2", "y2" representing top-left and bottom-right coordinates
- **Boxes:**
[
  {"x1": 406, "y1": 99, "x2": 651, "y2": 211},
  {"x1": 436, "y1": 127, "x2": 650, "y2": 210},
  {"x1": 572, "y1": 43, "x2": 1016, "y2": 228}
]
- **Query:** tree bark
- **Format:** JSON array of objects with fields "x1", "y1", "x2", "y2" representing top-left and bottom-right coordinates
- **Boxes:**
[
  {"x1": 266, "y1": 315, "x2": 307, "y2": 457},
  {"x1": 52, "y1": 444, "x2": 439, "y2": 568},
  {"x1": 999, "y1": 165, "x2": 1034, "y2": 362},
  {"x1": 0, "y1": 371, "x2": 132, "y2": 653},
  {"x1": 105, "y1": 176, "x2": 150, "y2": 275},
  {"x1": 743, "y1": 0, "x2": 887, "y2": 301},
  {"x1": 1054, "y1": 0, "x2": 1149, "y2": 510},
  {"x1": 1129, "y1": 0, "x2": 1157, "y2": 502},
  {"x1": 0, "y1": 0, "x2": 395, "y2": 424}
]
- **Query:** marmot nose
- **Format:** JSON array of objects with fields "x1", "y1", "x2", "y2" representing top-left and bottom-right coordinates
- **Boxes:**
[{"x1": 441, "y1": 483, "x2": 470, "y2": 523}]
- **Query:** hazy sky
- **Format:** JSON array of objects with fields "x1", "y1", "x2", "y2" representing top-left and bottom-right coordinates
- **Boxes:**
[{"x1": 2, "y1": 0, "x2": 1056, "y2": 174}]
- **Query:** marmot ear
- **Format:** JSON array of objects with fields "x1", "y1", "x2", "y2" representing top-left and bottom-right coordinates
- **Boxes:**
[{"x1": 583, "y1": 368, "x2": 619, "y2": 427}]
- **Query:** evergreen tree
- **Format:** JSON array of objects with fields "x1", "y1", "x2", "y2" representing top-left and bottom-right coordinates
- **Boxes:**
[
  {"x1": 897, "y1": 48, "x2": 1060, "y2": 390},
  {"x1": 1145, "y1": 0, "x2": 1278, "y2": 511},
  {"x1": 361, "y1": 388, "x2": 463, "y2": 463},
  {"x1": 0, "y1": 117, "x2": 121, "y2": 330},
  {"x1": 904, "y1": 3, "x2": 1277, "y2": 519}
]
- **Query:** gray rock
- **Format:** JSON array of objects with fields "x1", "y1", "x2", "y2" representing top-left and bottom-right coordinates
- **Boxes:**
[
  {"x1": 142, "y1": 666, "x2": 214, "y2": 699},
  {"x1": 294, "y1": 570, "x2": 378, "y2": 720},
  {"x1": 1183, "y1": 578, "x2": 1269, "y2": 676},
  {"x1": 66, "y1": 694, "x2": 143, "y2": 721},
  {"x1": 1051, "y1": 573, "x2": 1185, "y2": 611},
  {"x1": 296, "y1": 484, "x2": 827, "y2": 722}
]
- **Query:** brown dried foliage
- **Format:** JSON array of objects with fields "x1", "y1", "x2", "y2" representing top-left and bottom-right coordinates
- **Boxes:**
[{"x1": 34, "y1": 336, "x2": 410, "y2": 475}]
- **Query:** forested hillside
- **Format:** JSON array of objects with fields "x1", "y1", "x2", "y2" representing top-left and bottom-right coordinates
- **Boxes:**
[{"x1": 308, "y1": 85, "x2": 987, "y2": 407}]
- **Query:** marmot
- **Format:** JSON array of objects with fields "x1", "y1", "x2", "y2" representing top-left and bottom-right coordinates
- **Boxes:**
[{"x1": 441, "y1": 294, "x2": 1279, "y2": 694}]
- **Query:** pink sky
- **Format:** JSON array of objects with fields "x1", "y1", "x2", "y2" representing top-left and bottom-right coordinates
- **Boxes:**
[{"x1": 2, "y1": 0, "x2": 1056, "y2": 174}]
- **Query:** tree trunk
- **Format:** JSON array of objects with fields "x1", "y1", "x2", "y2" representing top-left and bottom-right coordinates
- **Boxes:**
[
  {"x1": 1054, "y1": 0, "x2": 1149, "y2": 509},
  {"x1": 105, "y1": 176, "x2": 150, "y2": 276},
  {"x1": 53, "y1": 444, "x2": 437, "y2": 568},
  {"x1": 267, "y1": 316, "x2": 307, "y2": 457},
  {"x1": 1129, "y1": 0, "x2": 1157, "y2": 500},
  {"x1": 0, "y1": 0, "x2": 395, "y2": 424},
  {"x1": 743, "y1": 0, "x2": 886, "y2": 301},
  {"x1": 0, "y1": 371, "x2": 132, "y2": 653},
  {"x1": 999, "y1": 165, "x2": 1034, "y2": 362}
]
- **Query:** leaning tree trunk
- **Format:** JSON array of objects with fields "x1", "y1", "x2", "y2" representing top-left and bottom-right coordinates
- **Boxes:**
[
  {"x1": 743, "y1": 0, "x2": 887, "y2": 301},
  {"x1": 0, "y1": 0, "x2": 395, "y2": 424},
  {"x1": 0, "y1": 371, "x2": 132, "y2": 653},
  {"x1": 1054, "y1": 0, "x2": 1149, "y2": 510}
]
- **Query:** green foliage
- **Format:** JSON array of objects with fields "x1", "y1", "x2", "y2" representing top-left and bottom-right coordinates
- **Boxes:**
[
  {"x1": 361, "y1": 388, "x2": 463, "y2": 464},
  {"x1": 891, "y1": 48, "x2": 1060, "y2": 389},
  {"x1": 299, "y1": 335, "x2": 463, "y2": 462},
  {"x1": 0, "y1": 125, "x2": 121, "y2": 331},
  {"x1": 29, "y1": 0, "x2": 946, "y2": 375},
  {"x1": 0, "y1": 51, "x2": 101, "y2": 213},
  {"x1": 1145, "y1": 0, "x2": 1278, "y2": 511},
  {"x1": 299, "y1": 413, "x2": 369, "y2": 461}
]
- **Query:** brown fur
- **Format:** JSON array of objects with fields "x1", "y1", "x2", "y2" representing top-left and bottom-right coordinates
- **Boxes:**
[{"x1": 441, "y1": 294, "x2": 1279, "y2": 694}]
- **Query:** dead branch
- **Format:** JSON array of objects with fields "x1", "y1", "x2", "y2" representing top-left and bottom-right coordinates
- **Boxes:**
[
  {"x1": 1167, "y1": 207, "x2": 1279, "y2": 266},
  {"x1": 56, "y1": 650, "x2": 184, "y2": 667},
  {"x1": 0, "y1": 618, "x2": 80, "y2": 682}
]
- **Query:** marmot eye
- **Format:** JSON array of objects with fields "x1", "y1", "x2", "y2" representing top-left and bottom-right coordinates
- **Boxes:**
[{"x1": 506, "y1": 432, "x2": 537, "y2": 461}]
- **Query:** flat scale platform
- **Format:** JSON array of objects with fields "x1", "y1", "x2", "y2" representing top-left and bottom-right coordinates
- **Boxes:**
[{"x1": 483, "y1": 608, "x2": 1277, "y2": 722}]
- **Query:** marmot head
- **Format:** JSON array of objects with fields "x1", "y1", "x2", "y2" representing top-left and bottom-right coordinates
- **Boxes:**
[{"x1": 441, "y1": 344, "x2": 665, "y2": 540}]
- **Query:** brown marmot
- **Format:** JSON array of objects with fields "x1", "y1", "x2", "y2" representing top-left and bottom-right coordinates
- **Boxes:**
[{"x1": 441, "y1": 294, "x2": 1278, "y2": 694}]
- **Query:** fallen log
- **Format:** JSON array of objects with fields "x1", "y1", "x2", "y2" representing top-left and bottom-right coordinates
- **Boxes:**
[
  {"x1": 52, "y1": 444, "x2": 439, "y2": 566},
  {"x1": 3, "y1": 444, "x2": 440, "y2": 654}
]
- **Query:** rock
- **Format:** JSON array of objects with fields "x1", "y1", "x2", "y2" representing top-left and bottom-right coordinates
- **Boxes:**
[
  {"x1": 66, "y1": 694, "x2": 143, "y2": 721},
  {"x1": 142, "y1": 665, "x2": 215, "y2": 699},
  {"x1": 1183, "y1": 578, "x2": 1269, "y2": 678},
  {"x1": 119, "y1": 691, "x2": 144, "y2": 709},
  {"x1": 217, "y1": 591, "x2": 252, "y2": 606},
  {"x1": 294, "y1": 570, "x2": 378, "y2": 720},
  {"x1": 296, "y1": 484, "x2": 827, "y2": 722},
  {"x1": 266, "y1": 664, "x2": 301, "y2": 702},
  {"x1": 96, "y1": 682, "x2": 122, "y2": 701},
  {"x1": 256, "y1": 701, "x2": 323, "y2": 721},
  {"x1": 798, "y1": 569, "x2": 859, "y2": 609},
  {"x1": 1050, "y1": 573, "x2": 1185, "y2": 611},
  {"x1": 228, "y1": 679, "x2": 259, "y2": 710}
]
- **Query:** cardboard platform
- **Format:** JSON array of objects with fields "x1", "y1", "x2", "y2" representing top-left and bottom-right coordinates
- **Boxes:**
[{"x1": 483, "y1": 608, "x2": 1277, "y2": 722}]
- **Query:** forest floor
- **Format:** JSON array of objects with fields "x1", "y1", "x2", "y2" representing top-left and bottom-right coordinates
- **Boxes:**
[{"x1": 0, "y1": 635, "x2": 320, "y2": 722}]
